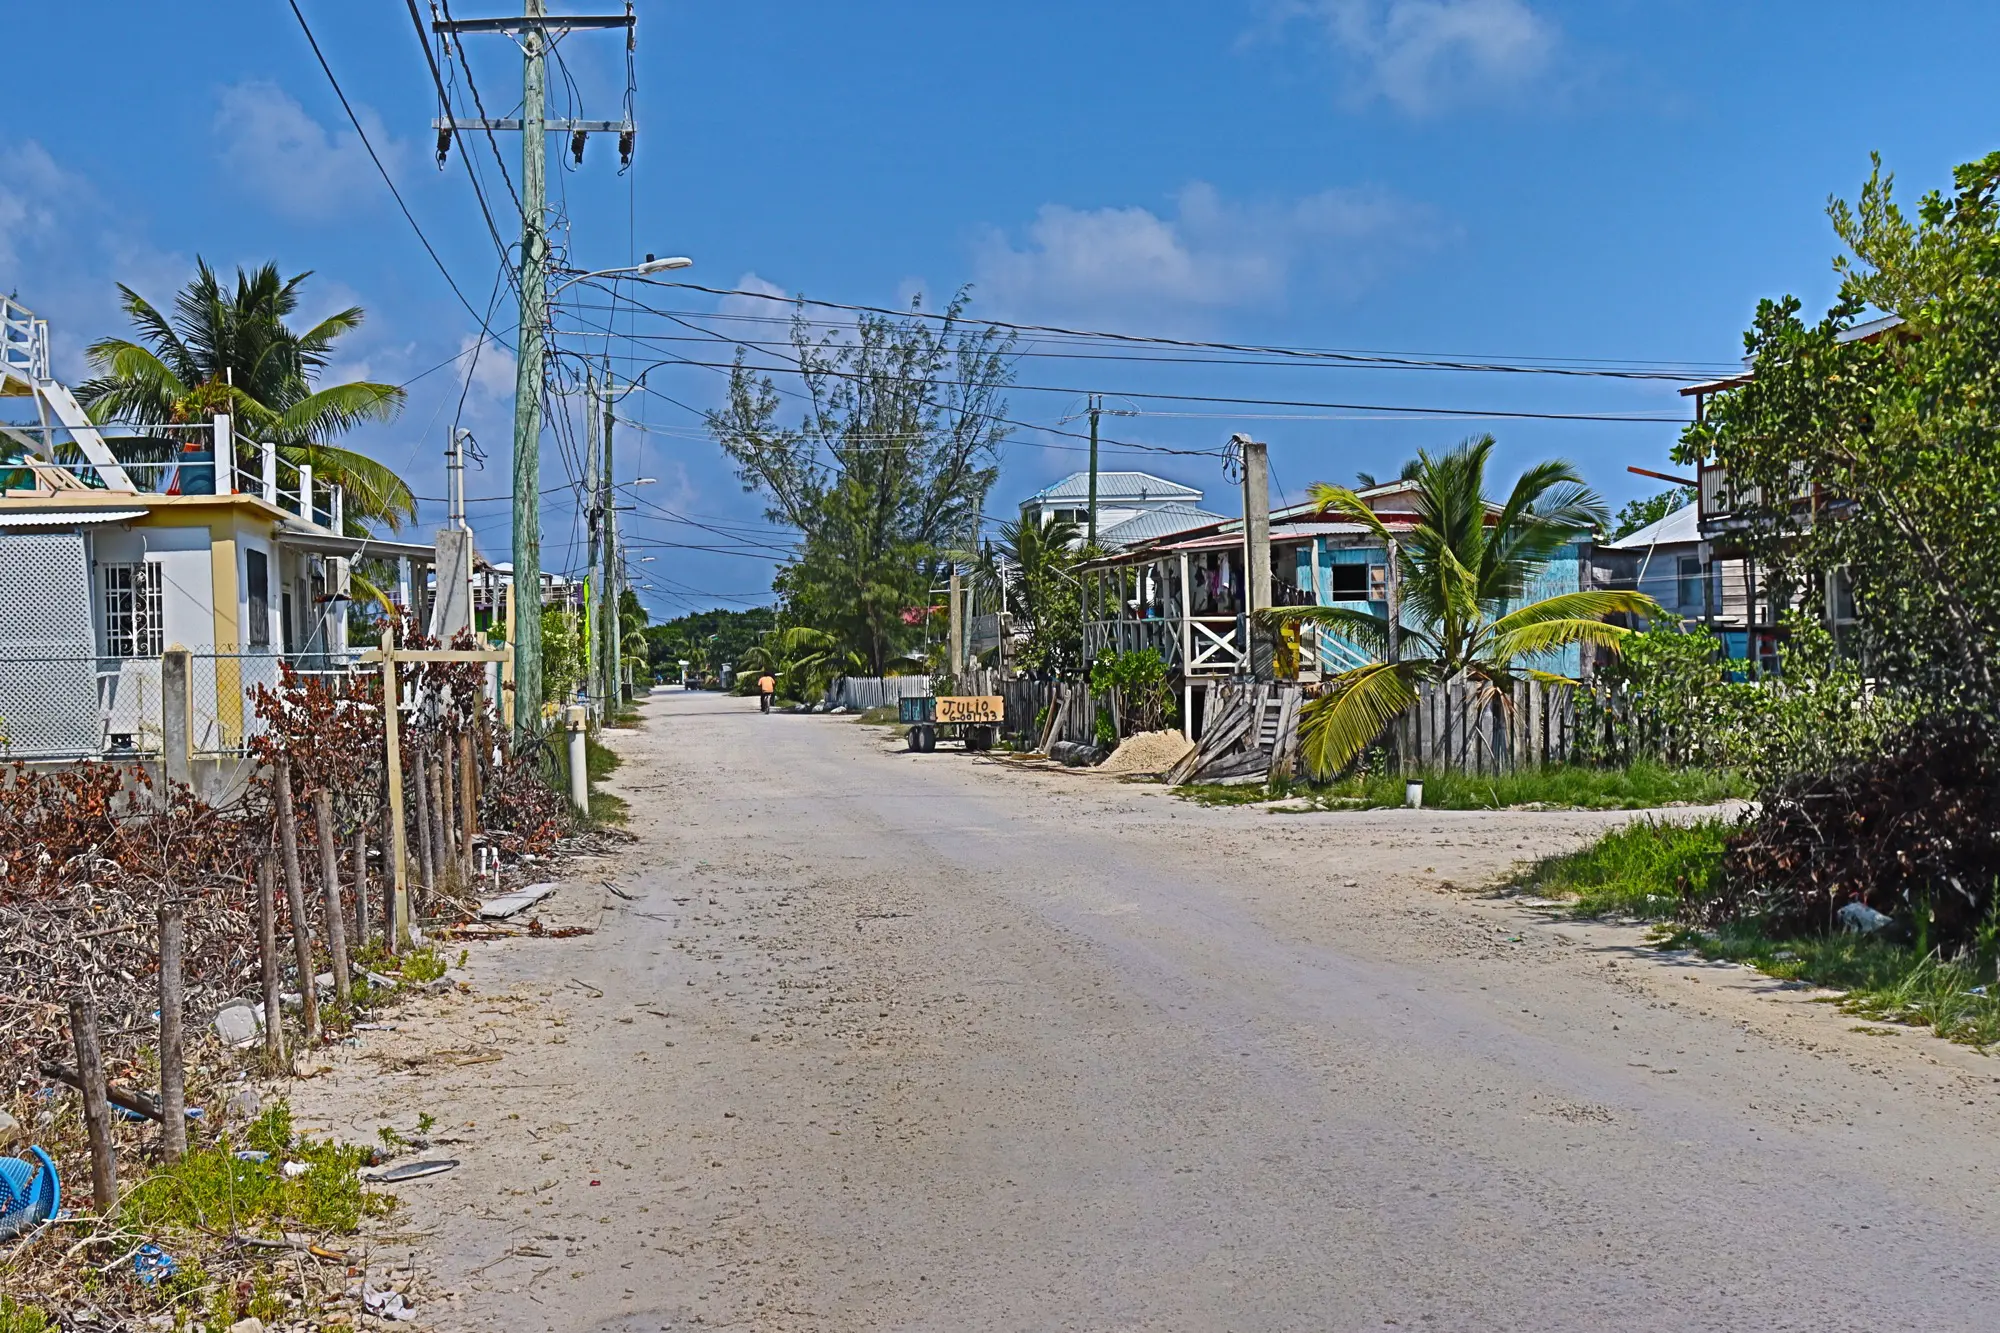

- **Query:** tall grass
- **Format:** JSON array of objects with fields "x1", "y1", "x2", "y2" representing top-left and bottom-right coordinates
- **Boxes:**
[
  {"x1": 1181, "y1": 762, "x2": 1751, "y2": 812},
  {"x1": 1511, "y1": 816, "x2": 1731, "y2": 916}
]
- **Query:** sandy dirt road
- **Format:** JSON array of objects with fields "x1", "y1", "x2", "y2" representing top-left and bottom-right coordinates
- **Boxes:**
[{"x1": 298, "y1": 690, "x2": 2000, "y2": 1332}]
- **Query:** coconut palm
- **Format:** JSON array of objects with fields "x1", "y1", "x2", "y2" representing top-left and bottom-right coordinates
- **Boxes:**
[
  {"x1": 963, "y1": 515, "x2": 1087, "y2": 671},
  {"x1": 1263, "y1": 436, "x2": 1662, "y2": 778},
  {"x1": 739, "y1": 626, "x2": 860, "y2": 701},
  {"x1": 77, "y1": 260, "x2": 414, "y2": 531}
]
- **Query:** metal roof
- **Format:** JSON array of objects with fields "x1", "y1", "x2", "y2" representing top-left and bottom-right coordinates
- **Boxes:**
[
  {"x1": 0, "y1": 508, "x2": 146, "y2": 528},
  {"x1": 1023, "y1": 470, "x2": 1202, "y2": 505},
  {"x1": 1599, "y1": 502, "x2": 1700, "y2": 550},
  {"x1": 1096, "y1": 503, "x2": 1228, "y2": 548}
]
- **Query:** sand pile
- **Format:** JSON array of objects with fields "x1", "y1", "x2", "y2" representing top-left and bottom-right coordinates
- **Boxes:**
[{"x1": 1096, "y1": 729, "x2": 1194, "y2": 776}]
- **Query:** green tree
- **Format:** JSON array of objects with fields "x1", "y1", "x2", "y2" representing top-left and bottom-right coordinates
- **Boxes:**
[
  {"x1": 738, "y1": 626, "x2": 859, "y2": 702},
  {"x1": 1355, "y1": 457, "x2": 1420, "y2": 489},
  {"x1": 1677, "y1": 151, "x2": 2000, "y2": 712},
  {"x1": 78, "y1": 260, "x2": 414, "y2": 530},
  {"x1": 1264, "y1": 436, "x2": 1659, "y2": 777},
  {"x1": 1610, "y1": 486, "x2": 1694, "y2": 540},
  {"x1": 708, "y1": 289, "x2": 1012, "y2": 673},
  {"x1": 541, "y1": 606, "x2": 585, "y2": 707},
  {"x1": 966, "y1": 515, "x2": 1089, "y2": 673}
]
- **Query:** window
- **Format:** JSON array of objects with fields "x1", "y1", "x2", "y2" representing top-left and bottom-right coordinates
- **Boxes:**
[
  {"x1": 282, "y1": 591, "x2": 296, "y2": 656},
  {"x1": 103, "y1": 561, "x2": 163, "y2": 658},
  {"x1": 1328, "y1": 563, "x2": 1370, "y2": 599},
  {"x1": 246, "y1": 549, "x2": 270, "y2": 648},
  {"x1": 1677, "y1": 556, "x2": 1705, "y2": 611},
  {"x1": 1368, "y1": 564, "x2": 1388, "y2": 601}
]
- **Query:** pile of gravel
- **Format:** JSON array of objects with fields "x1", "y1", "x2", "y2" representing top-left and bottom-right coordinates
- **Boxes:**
[{"x1": 1095, "y1": 729, "x2": 1194, "y2": 777}]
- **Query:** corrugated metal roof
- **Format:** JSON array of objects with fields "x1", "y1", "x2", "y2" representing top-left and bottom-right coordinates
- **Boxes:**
[
  {"x1": 1024, "y1": 470, "x2": 1202, "y2": 505},
  {"x1": 1600, "y1": 502, "x2": 1699, "y2": 550},
  {"x1": 1096, "y1": 504, "x2": 1228, "y2": 548},
  {"x1": 0, "y1": 508, "x2": 145, "y2": 527}
]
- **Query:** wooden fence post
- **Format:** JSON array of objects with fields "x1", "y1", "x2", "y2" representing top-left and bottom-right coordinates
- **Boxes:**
[
  {"x1": 257, "y1": 856, "x2": 287, "y2": 1070},
  {"x1": 436, "y1": 735, "x2": 459, "y2": 888},
  {"x1": 157, "y1": 904, "x2": 187, "y2": 1161},
  {"x1": 313, "y1": 788, "x2": 350, "y2": 1011},
  {"x1": 274, "y1": 757, "x2": 320, "y2": 1046},
  {"x1": 68, "y1": 998, "x2": 117, "y2": 1210},
  {"x1": 380, "y1": 634, "x2": 411, "y2": 953},
  {"x1": 411, "y1": 741, "x2": 437, "y2": 912},
  {"x1": 352, "y1": 823, "x2": 371, "y2": 953},
  {"x1": 458, "y1": 729, "x2": 478, "y2": 883}
]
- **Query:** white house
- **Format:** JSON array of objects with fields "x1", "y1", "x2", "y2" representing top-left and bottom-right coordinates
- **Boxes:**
[
  {"x1": 1018, "y1": 471, "x2": 1220, "y2": 544},
  {"x1": 0, "y1": 294, "x2": 438, "y2": 760}
]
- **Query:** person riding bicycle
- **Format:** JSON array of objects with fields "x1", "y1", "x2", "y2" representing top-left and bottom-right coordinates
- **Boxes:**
[{"x1": 758, "y1": 673, "x2": 776, "y2": 713}]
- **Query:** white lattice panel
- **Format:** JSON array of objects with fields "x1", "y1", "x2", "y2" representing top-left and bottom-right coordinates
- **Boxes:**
[{"x1": 0, "y1": 533, "x2": 99, "y2": 756}]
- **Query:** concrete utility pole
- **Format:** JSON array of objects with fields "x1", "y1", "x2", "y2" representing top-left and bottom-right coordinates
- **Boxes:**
[
  {"x1": 948, "y1": 568, "x2": 965, "y2": 680},
  {"x1": 431, "y1": 1, "x2": 638, "y2": 737},
  {"x1": 510, "y1": 0, "x2": 548, "y2": 738},
  {"x1": 1087, "y1": 394, "x2": 1101, "y2": 547},
  {"x1": 602, "y1": 376, "x2": 621, "y2": 709},
  {"x1": 1236, "y1": 434, "x2": 1272, "y2": 677}
]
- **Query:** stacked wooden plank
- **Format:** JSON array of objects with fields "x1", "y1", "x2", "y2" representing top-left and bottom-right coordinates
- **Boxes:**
[{"x1": 1166, "y1": 680, "x2": 1305, "y2": 786}]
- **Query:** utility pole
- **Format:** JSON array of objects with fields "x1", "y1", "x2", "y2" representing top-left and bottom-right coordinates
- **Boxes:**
[
  {"x1": 584, "y1": 371, "x2": 603, "y2": 721},
  {"x1": 1087, "y1": 394, "x2": 1101, "y2": 546},
  {"x1": 1235, "y1": 434, "x2": 1272, "y2": 679},
  {"x1": 510, "y1": 0, "x2": 549, "y2": 737},
  {"x1": 430, "y1": 1, "x2": 638, "y2": 738},
  {"x1": 601, "y1": 372, "x2": 620, "y2": 711}
]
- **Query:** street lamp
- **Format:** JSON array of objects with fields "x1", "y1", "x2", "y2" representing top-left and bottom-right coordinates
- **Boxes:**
[{"x1": 551, "y1": 254, "x2": 692, "y2": 296}]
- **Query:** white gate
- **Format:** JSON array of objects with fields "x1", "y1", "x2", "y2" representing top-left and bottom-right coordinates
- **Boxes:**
[{"x1": 0, "y1": 532, "x2": 100, "y2": 756}]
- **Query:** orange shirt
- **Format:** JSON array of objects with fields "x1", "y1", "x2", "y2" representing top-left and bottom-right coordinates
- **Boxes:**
[{"x1": 757, "y1": 675, "x2": 776, "y2": 694}]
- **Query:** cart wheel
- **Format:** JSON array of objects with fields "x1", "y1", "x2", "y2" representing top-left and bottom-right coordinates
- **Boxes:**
[
  {"x1": 910, "y1": 724, "x2": 936, "y2": 753},
  {"x1": 906, "y1": 726, "x2": 923, "y2": 752}
]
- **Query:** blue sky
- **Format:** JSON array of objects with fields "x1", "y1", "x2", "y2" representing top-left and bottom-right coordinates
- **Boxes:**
[{"x1": 4, "y1": 1, "x2": 1998, "y2": 619}]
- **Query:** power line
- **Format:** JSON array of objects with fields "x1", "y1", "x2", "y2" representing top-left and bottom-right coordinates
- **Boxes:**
[
  {"x1": 285, "y1": 0, "x2": 493, "y2": 332},
  {"x1": 623, "y1": 278, "x2": 1740, "y2": 379}
]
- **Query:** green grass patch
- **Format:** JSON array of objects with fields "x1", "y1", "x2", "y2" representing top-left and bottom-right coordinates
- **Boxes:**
[
  {"x1": 585, "y1": 734, "x2": 623, "y2": 781},
  {"x1": 0, "y1": 1297, "x2": 51, "y2": 1333},
  {"x1": 589, "y1": 788, "x2": 630, "y2": 825},
  {"x1": 853, "y1": 704, "x2": 904, "y2": 727},
  {"x1": 117, "y1": 1102, "x2": 378, "y2": 1237},
  {"x1": 1180, "y1": 762, "x2": 1750, "y2": 812},
  {"x1": 1510, "y1": 816, "x2": 1731, "y2": 918},
  {"x1": 1519, "y1": 819, "x2": 2000, "y2": 1049}
]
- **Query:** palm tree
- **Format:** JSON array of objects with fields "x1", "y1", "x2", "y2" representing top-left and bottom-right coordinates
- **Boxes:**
[
  {"x1": 964, "y1": 515, "x2": 1086, "y2": 671},
  {"x1": 1263, "y1": 436, "x2": 1661, "y2": 778},
  {"x1": 78, "y1": 260, "x2": 414, "y2": 530},
  {"x1": 739, "y1": 626, "x2": 860, "y2": 701}
]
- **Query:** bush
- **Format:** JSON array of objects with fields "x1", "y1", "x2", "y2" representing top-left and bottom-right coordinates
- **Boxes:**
[
  {"x1": 1701, "y1": 710, "x2": 2000, "y2": 951},
  {"x1": 1088, "y1": 648, "x2": 1175, "y2": 738},
  {"x1": 1582, "y1": 614, "x2": 1904, "y2": 785}
]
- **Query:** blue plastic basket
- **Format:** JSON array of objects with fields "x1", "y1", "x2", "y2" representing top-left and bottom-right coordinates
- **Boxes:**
[{"x1": 0, "y1": 1147, "x2": 59, "y2": 1239}]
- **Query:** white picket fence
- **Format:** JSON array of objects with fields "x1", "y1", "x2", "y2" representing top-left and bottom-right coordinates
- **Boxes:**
[{"x1": 825, "y1": 675, "x2": 934, "y2": 711}]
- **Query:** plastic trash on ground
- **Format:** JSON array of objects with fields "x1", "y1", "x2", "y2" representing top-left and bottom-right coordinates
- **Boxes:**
[
  {"x1": 1837, "y1": 901, "x2": 1895, "y2": 933},
  {"x1": 0, "y1": 1146, "x2": 59, "y2": 1240},
  {"x1": 133, "y1": 1242, "x2": 178, "y2": 1284}
]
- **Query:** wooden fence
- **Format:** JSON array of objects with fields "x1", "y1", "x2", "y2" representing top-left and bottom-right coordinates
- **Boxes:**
[{"x1": 1396, "y1": 675, "x2": 1580, "y2": 775}]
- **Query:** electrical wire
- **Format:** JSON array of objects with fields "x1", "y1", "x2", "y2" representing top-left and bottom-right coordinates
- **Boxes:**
[
  {"x1": 624, "y1": 279, "x2": 1740, "y2": 380},
  {"x1": 285, "y1": 0, "x2": 494, "y2": 332}
]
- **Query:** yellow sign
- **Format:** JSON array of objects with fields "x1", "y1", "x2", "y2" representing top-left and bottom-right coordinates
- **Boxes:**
[{"x1": 936, "y1": 695, "x2": 1003, "y2": 724}]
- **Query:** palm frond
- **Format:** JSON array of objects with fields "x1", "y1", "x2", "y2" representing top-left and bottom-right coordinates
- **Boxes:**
[
  {"x1": 1257, "y1": 604, "x2": 1392, "y2": 657},
  {"x1": 1484, "y1": 589, "x2": 1664, "y2": 638},
  {"x1": 273, "y1": 382, "x2": 406, "y2": 442},
  {"x1": 1484, "y1": 617, "x2": 1636, "y2": 662},
  {"x1": 1295, "y1": 661, "x2": 1423, "y2": 779},
  {"x1": 1305, "y1": 482, "x2": 1397, "y2": 544},
  {"x1": 283, "y1": 443, "x2": 417, "y2": 530}
]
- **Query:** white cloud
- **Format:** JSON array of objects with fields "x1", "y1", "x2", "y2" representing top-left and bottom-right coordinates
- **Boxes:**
[
  {"x1": 1288, "y1": 0, "x2": 1558, "y2": 116},
  {"x1": 460, "y1": 332, "x2": 516, "y2": 401},
  {"x1": 214, "y1": 81, "x2": 400, "y2": 221},
  {"x1": 971, "y1": 181, "x2": 1430, "y2": 329},
  {"x1": 0, "y1": 140, "x2": 188, "y2": 378}
]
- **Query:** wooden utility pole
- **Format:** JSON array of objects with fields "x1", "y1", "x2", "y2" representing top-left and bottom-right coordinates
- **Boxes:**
[
  {"x1": 156, "y1": 905, "x2": 186, "y2": 1162},
  {"x1": 68, "y1": 998, "x2": 116, "y2": 1210},
  {"x1": 1087, "y1": 394, "x2": 1101, "y2": 547},
  {"x1": 948, "y1": 568, "x2": 965, "y2": 680},
  {"x1": 429, "y1": 1, "x2": 638, "y2": 736}
]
